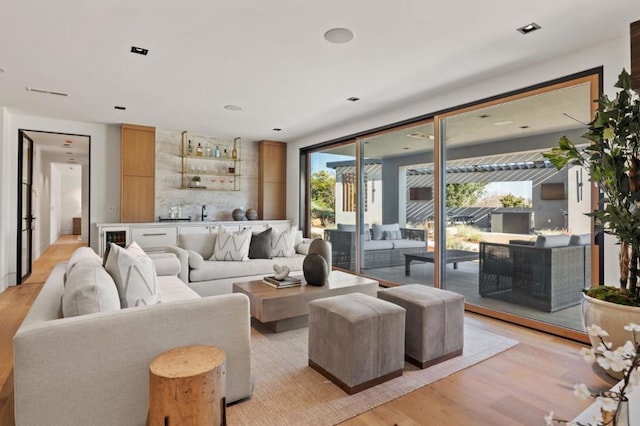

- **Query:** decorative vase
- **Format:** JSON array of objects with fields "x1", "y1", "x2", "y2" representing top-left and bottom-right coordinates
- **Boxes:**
[
  {"x1": 245, "y1": 208, "x2": 258, "y2": 220},
  {"x1": 308, "y1": 239, "x2": 332, "y2": 276},
  {"x1": 232, "y1": 208, "x2": 245, "y2": 221},
  {"x1": 582, "y1": 294, "x2": 640, "y2": 379},
  {"x1": 303, "y1": 254, "x2": 328, "y2": 286},
  {"x1": 600, "y1": 394, "x2": 629, "y2": 426}
]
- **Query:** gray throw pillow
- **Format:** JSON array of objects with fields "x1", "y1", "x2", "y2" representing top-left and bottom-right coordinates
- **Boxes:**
[
  {"x1": 535, "y1": 234, "x2": 570, "y2": 248},
  {"x1": 249, "y1": 228, "x2": 273, "y2": 259}
]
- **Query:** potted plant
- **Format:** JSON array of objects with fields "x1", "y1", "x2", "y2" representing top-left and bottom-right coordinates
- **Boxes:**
[
  {"x1": 544, "y1": 69, "x2": 640, "y2": 377},
  {"x1": 190, "y1": 175, "x2": 201, "y2": 187}
]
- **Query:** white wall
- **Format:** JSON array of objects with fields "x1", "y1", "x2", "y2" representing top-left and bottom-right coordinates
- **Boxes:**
[
  {"x1": 0, "y1": 107, "x2": 11, "y2": 291},
  {"x1": 59, "y1": 173, "x2": 82, "y2": 234},
  {"x1": 50, "y1": 164, "x2": 61, "y2": 243},
  {"x1": 287, "y1": 34, "x2": 630, "y2": 286},
  {"x1": 1, "y1": 113, "x2": 120, "y2": 288}
]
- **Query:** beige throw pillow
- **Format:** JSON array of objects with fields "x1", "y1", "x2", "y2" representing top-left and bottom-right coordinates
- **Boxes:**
[
  {"x1": 62, "y1": 259, "x2": 120, "y2": 317},
  {"x1": 271, "y1": 225, "x2": 297, "y2": 258},
  {"x1": 105, "y1": 241, "x2": 160, "y2": 308}
]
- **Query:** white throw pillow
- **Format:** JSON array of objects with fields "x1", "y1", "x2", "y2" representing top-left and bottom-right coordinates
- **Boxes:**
[
  {"x1": 66, "y1": 246, "x2": 102, "y2": 277},
  {"x1": 62, "y1": 259, "x2": 121, "y2": 317},
  {"x1": 271, "y1": 225, "x2": 297, "y2": 258},
  {"x1": 105, "y1": 241, "x2": 160, "y2": 308},
  {"x1": 211, "y1": 226, "x2": 251, "y2": 261}
]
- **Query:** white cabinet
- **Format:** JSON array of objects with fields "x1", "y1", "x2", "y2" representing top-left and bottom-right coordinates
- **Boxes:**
[
  {"x1": 179, "y1": 225, "x2": 211, "y2": 234},
  {"x1": 130, "y1": 227, "x2": 178, "y2": 251}
]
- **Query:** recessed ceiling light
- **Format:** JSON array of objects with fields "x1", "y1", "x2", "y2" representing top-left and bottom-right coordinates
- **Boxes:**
[
  {"x1": 66, "y1": 152, "x2": 73, "y2": 155},
  {"x1": 520, "y1": 125, "x2": 530, "y2": 129},
  {"x1": 324, "y1": 28, "x2": 355, "y2": 44},
  {"x1": 479, "y1": 114, "x2": 490, "y2": 119},
  {"x1": 273, "y1": 128, "x2": 282, "y2": 132},
  {"x1": 130, "y1": 46, "x2": 149, "y2": 55},
  {"x1": 224, "y1": 105, "x2": 243, "y2": 111},
  {"x1": 0, "y1": 66, "x2": 5, "y2": 73},
  {"x1": 494, "y1": 120, "x2": 513, "y2": 126},
  {"x1": 114, "y1": 106, "x2": 126, "y2": 110},
  {"x1": 403, "y1": 147, "x2": 410, "y2": 150},
  {"x1": 517, "y1": 23, "x2": 541, "y2": 35},
  {"x1": 347, "y1": 97, "x2": 360, "y2": 102}
]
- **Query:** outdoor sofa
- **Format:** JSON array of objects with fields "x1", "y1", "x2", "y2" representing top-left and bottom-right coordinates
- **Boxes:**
[
  {"x1": 324, "y1": 223, "x2": 426, "y2": 270},
  {"x1": 478, "y1": 234, "x2": 591, "y2": 312}
]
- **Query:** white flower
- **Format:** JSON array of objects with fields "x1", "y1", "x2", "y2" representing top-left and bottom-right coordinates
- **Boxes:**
[
  {"x1": 590, "y1": 410, "x2": 603, "y2": 425},
  {"x1": 627, "y1": 89, "x2": 639, "y2": 105},
  {"x1": 573, "y1": 383, "x2": 591, "y2": 400},
  {"x1": 624, "y1": 323, "x2": 640, "y2": 332},
  {"x1": 598, "y1": 395, "x2": 618, "y2": 412},
  {"x1": 544, "y1": 411, "x2": 554, "y2": 426},
  {"x1": 597, "y1": 350, "x2": 627, "y2": 372},
  {"x1": 579, "y1": 347, "x2": 596, "y2": 363},
  {"x1": 587, "y1": 325, "x2": 609, "y2": 337},
  {"x1": 614, "y1": 341, "x2": 636, "y2": 358}
]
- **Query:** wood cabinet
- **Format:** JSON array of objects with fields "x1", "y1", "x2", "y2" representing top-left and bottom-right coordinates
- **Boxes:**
[
  {"x1": 258, "y1": 140, "x2": 286, "y2": 220},
  {"x1": 121, "y1": 124, "x2": 155, "y2": 222}
]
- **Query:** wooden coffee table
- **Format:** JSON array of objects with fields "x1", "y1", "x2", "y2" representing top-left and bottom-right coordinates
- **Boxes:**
[
  {"x1": 232, "y1": 271, "x2": 378, "y2": 332},
  {"x1": 404, "y1": 249, "x2": 478, "y2": 276}
]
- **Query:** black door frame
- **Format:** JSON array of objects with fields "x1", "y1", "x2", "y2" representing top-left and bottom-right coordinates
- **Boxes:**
[
  {"x1": 17, "y1": 130, "x2": 34, "y2": 283},
  {"x1": 16, "y1": 129, "x2": 91, "y2": 284}
]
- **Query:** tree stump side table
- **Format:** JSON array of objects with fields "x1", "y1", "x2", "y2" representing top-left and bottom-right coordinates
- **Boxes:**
[{"x1": 148, "y1": 345, "x2": 226, "y2": 426}]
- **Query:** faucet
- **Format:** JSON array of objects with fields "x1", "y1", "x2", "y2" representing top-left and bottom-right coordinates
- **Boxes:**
[{"x1": 201, "y1": 205, "x2": 208, "y2": 221}]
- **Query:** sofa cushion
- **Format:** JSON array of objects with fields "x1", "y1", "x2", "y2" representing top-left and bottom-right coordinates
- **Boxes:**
[
  {"x1": 337, "y1": 223, "x2": 371, "y2": 240},
  {"x1": 569, "y1": 233, "x2": 590, "y2": 246},
  {"x1": 383, "y1": 229, "x2": 403, "y2": 240},
  {"x1": 148, "y1": 253, "x2": 182, "y2": 276},
  {"x1": 372, "y1": 223, "x2": 400, "y2": 240},
  {"x1": 271, "y1": 225, "x2": 297, "y2": 258},
  {"x1": 535, "y1": 234, "x2": 570, "y2": 248},
  {"x1": 178, "y1": 233, "x2": 217, "y2": 260},
  {"x1": 157, "y1": 276, "x2": 201, "y2": 303},
  {"x1": 105, "y1": 241, "x2": 160, "y2": 308},
  {"x1": 62, "y1": 259, "x2": 121, "y2": 317},
  {"x1": 189, "y1": 255, "x2": 305, "y2": 282},
  {"x1": 188, "y1": 250, "x2": 205, "y2": 269},
  {"x1": 211, "y1": 226, "x2": 251, "y2": 261},
  {"x1": 249, "y1": 228, "x2": 273, "y2": 259}
]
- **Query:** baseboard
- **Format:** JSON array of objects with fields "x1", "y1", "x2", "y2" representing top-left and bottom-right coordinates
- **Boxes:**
[{"x1": 0, "y1": 274, "x2": 9, "y2": 293}]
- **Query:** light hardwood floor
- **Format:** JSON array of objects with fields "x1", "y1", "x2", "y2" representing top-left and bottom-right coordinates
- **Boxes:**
[{"x1": 0, "y1": 236, "x2": 615, "y2": 426}]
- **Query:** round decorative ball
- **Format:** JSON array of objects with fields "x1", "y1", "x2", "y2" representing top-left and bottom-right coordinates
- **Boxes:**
[
  {"x1": 245, "y1": 208, "x2": 258, "y2": 220},
  {"x1": 232, "y1": 208, "x2": 245, "y2": 221},
  {"x1": 303, "y1": 254, "x2": 329, "y2": 286}
]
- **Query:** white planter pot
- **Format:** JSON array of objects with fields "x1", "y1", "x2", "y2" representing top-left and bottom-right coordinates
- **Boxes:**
[{"x1": 582, "y1": 293, "x2": 640, "y2": 379}]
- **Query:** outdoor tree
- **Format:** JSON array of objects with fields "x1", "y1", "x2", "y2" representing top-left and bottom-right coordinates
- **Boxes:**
[
  {"x1": 310, "y1": 170, "x2": 336, "y2": 225},
  {"x1": 499, "y1": 193, "x2": 532, "y2": 208},
  {"x1": 446, "y1": 183, "x2": 488, "y2": 207}
]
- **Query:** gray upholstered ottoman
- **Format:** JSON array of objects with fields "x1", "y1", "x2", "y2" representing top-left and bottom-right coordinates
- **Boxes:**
[
  {"x1": 378, "y1": 284, "x2": 464, "y2": 368},
  {"x1": 308, "y1": 293, "x2": 405, "y2": 394}
]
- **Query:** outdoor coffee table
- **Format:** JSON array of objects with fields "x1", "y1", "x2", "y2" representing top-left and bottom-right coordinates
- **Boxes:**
[
  {"x1": 232, "y1": 271, "x2": 378, "y2": 333},
  {"x1": 404, "y1": 250, "x2": 478, "y2": 276}
]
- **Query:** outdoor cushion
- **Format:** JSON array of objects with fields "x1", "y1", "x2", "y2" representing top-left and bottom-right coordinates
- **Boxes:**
[
  {"x1": 372, "y1": 223, "x2": 400, "y2": 240},
  {"x1": 391, "y1": 239, "x2": 425, "y2": 249},
  {"x1": 337, "y1": 223, "x2": 371, "y2": 240},
  {"x1": 569, "y1": 233, "x2": 590, "y2": 246},
  {"x1": 362, "y1": 240, "x2": 394, "y2": 251},
  {"x1": 535, "y1": 234, "x2": 570, "y2": 248},
  {"x1": 383, "y1": 230, "x2": 402, "y2": 240}
]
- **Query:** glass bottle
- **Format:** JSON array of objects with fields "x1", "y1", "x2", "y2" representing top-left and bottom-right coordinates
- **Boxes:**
[
  {"x1": 223, "y1": 149, "x2": 228, "y2": 158},
  {"x1": 205, "y1": 145, "x2": 212, "y2": 157},
  {"x1": 214, "y1": 146, "x2": 221, "y2": 158},
  {"x1": 196, "y1": 143, "x2": 203, "y2": 157},
  {"x1": 231, "y1": 143, "x2": 237, "y2": 159},
  {"x1": 187, "y1": 140, "x2": 193, "y2": 155}
]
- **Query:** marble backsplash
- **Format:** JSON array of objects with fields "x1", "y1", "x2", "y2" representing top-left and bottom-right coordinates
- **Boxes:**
[{"x1": 154, "y1": 130, "x2": 259, "y2": 221}]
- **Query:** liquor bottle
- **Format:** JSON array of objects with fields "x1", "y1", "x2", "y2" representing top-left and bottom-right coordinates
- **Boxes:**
[
  {"x1": 214, "y1": 146, "x2": 221, "y2": 158},
  {"x1": 231, "y1": 144, "x2": 237, "y2": 159},
  {"x1": 196, "y1": 143, "x2": 203, "y2": 157},
  {"x1": 205, "y1": 145, "x2": 212, "y2": 157},
  {"x1": 223, "y1": 149, "x2": 228, "y2": 158},
  {"x1": 187, "y1": 140, "x2": 193, "y2": 155}
]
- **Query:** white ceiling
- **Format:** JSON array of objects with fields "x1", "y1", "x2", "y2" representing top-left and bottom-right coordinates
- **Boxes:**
[
  {"x1": 0, "y1": 1, "x2": 638, "y2": 144},
  {"x1": 25, "y1": 131, "x2": 90, "y2": 165}
]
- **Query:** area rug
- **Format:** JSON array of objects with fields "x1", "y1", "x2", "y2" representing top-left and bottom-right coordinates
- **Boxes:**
[{"x1": 227, "y1": 323, "x2": 518, "y2": 425}]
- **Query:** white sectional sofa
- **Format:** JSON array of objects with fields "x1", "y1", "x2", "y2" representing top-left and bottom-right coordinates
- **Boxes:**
[
  {"x1": 13, "y1": 249, "x2": 253, "y2": 426},
  {"x1": 172, "y1": 232, "x2": 312, "y2": 297}
]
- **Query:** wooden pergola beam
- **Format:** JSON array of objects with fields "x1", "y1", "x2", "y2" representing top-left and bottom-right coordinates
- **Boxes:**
[{"x1": 632, "y1": 20, "x2": 640, "y2": 91}]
